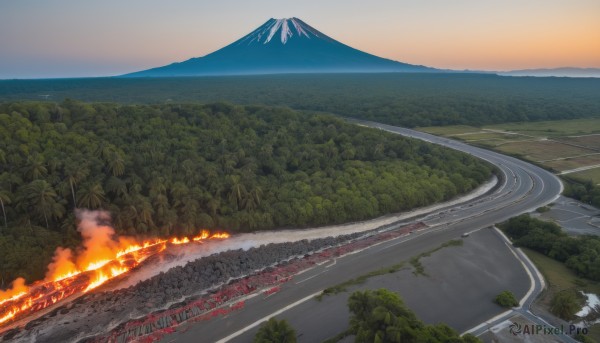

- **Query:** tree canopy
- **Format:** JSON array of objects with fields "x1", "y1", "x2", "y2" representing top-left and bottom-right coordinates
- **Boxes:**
[
  {"x1": 254, "y1": 318, "x2": 297, "y2": 343},
  {"x1": 494, "y1": 290, "x2": 519, "y2": 308},
  {"x1": 0, "y1": 74, "x2": 598, "y2": 127},
  {"x1": 0, "y1": 100, "x2": 492, "y2": 283},
  {"x1": 501, "y1": 215, "x2": 600, "y2": 281},
  {"x1": 348, "y1": 289, "x2": 481, "y2": 343}
]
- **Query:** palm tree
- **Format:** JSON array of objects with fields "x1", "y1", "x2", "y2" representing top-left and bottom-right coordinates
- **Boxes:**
[
  {"x1": 105, "y1": 176, "x2": 129, "y2": 199},
  {"x1": 152, "y1": 193, "x2": 170, "y2": 218},
  {"x1": 77, "y1": 183, "x2": 106, "y2": 209},
  {"x1": 0, "y1": 189, "x2": 11, "y2": 227},
  {"x1": 228, "y1": 175, "x2": 247, "y2": 210},
  {"x1": 253, "y1": 318, "x2": 296, "y2": 343},
  {"x1": 23, "y1": 154, "x2": 47, "y2": 181},
  {"x1": 21, "y1": 180, "x2": 63, "y2": 228},
  {"x1": 206, "y1": 196, "x2": 221, "y2": 218},
  {"x1": 250, "y1": 186, "x2": 263, "y2": 205},
  {"x1": 180, "y1": 199, "x2": 199, "y2": 227},
  {"x1": 181, "y1": 159, "x2": 199, "y2": 186},
  {"x1": 107, "y1": 152, "x2": 125, "y2": 176},
  {"x1": 149, "y1": 177, "x2": 168, "y2": 197},
  {"x1": 96, "y1": 142, "x2": 113, "y2": 161},
  {"x1": 170, "y1": 182, "x2": 189, "y2": 211},
  {"x1": 63, "y1": 162, "x2": 89, "y2": 206},
  {"x1": 135, "y1": 195, "x2": 154, "y2": 227},
  {"x1": 0, "y1": 172, "x2": 23, "y2": 194},
  {"x1": 242, "y1": 194, "x2": 257, "y2": 211},
  {"x1": 219, "y1": 154, "x2": 237, "y2": 174}
]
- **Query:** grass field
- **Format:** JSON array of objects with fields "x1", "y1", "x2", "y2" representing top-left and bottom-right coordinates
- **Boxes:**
[
  {"x1": 486, "y1": 118, "x2": 600, "y2": 138},
  {"x1": 419, "y1": 125, "x2": 483, "y2": 136},
  {"x1": 419, "y1": 118, "x2": 600, "y2": 140},
  {"x1": 545, "y1": 155, "x2": 600, "y2": 171},
  {"x1": 569, "y1": 168, "x2": 600, "y2": 184},
  {"x1": 523, "y1": 248, "x2": 600, "y2": 294},
  {"x1": 418, "y1": 118, "x2": 600, "y2": 178},
  {"x1": 556, "y1": 135, "x2": 600, "y2": 150},
  {"x1": 495, "y1": 141, "x2": 596, "y2": 162}
]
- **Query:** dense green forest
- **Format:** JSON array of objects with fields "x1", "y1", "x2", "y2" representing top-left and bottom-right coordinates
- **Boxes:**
[
  {"x1": 0, "y1": 100, "x2": 492, "y2": 283},
  {"x1": 1, "y1": 73, "x2": 599, "y2": 127},
  {"x1": 501, "y1": 215, "x2": 600, "y2": 281}
]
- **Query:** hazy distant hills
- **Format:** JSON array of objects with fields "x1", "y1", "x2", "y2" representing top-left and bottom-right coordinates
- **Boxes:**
[
  {"x1": 499, "y1": 67, "x2": 600, "y2": 78},
  {"x1": 123, "y1": 17, "x2": 435, "y2": 77}
]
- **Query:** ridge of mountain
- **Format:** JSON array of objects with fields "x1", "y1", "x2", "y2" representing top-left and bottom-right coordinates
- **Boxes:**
[{"x1": 122, "y1": 17, "x2": 436, "y2": 77}]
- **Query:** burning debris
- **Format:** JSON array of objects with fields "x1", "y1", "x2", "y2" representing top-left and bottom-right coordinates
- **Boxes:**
[
  {"x1": 1, "y1": 222, "x2": 424, "y2": 343},
  {"x1": 0, "y1": 210, "x2": 230, "y2": 326}
]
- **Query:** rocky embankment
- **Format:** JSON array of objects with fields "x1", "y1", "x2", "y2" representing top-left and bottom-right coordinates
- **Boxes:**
[{"x1": 2, "y1": 229, "x2": 379, "y2": 343}]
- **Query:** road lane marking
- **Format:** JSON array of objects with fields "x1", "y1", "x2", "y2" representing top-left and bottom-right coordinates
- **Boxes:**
[
  {"x1": 295, "y1": 271, "x2": 326, "y2": 284},
  {"x1": 215, "y1": 291, "x2": 322, "y2": 343}
]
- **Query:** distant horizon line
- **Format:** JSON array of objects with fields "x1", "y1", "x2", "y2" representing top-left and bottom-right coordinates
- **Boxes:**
[{"x1": 1, "y1": 66, "x2": 600, "y2": 81}]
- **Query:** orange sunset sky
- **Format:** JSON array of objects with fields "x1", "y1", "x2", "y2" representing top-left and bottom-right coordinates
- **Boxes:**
[{"x1": 0, "y1": 0, "x2": 599, "y2": 78}]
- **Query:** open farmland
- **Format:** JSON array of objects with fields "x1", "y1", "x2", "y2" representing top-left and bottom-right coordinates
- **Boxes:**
[
  {"x1": 495, "y1": 140, "x2": 596, "y2": 163},
  {"x1": 545, "y1": 154, "x2": 600, "y2": 172},
  {"x1": 486, "y1": 118, "x2": 600, "y2": 138},
  {"x1": 555, "y1": 134, "x2": 600, "y2": 150},
  {"x1": 419, "y1": 118, "x2": 600, "y2": 180}
]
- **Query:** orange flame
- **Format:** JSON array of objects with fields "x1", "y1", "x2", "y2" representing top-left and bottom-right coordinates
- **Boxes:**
[
  {"x1": 192, "y1": 230, "x2": 210, "y2": 241},
  {"x1": 171, "y1": 237, "x2": 190, "y2": 245},
  {"x1": 0, "y1": 227, "x2": 230, "y2": 325},
  {"x1": 0, "y1": 278, "x2": 28, "y2": 306}
]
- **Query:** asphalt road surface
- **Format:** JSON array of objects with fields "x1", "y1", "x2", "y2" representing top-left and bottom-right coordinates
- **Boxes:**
[
  {"x1": 162, "y1": 121, "x2": 564, "y2": 343},
  {"x1": 224, "y1": 227, "x2": 531, "y2": 343},
  {"x1": 535, "y1": 195, "x2": 600, "y2": 235}
]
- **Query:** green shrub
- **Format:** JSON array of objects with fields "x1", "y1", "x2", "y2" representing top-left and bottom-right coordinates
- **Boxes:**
[{"x1": 494, "y1": 290, "x2": 519, "y2": 308}]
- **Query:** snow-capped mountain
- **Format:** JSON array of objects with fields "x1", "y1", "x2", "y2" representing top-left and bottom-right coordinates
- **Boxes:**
[
  {"x1": 123, "y1": 18, "x2": 435, "y2": 77},
  {"x1": 236, "y1": 17, "x2": 333, "y2": 45}
]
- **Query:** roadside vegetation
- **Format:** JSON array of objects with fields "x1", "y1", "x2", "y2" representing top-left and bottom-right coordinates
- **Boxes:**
[
  {"x1": 502, "y1": 215, "x2": 600, "y2": 341},
  {"x1": 409, "y1": 239, "x2": 463, "y2": 276},
  {"x1": 0, "y1": 100, "x2": 492, "y2": 284},
  {"x1": 501, "y1": 215, "x2": 600, "y2": 282},
  {"x1": 254, "y1": 318, "x2": 296, "y2": 343},
  {"x1": 317, "y1": 239, "x2": 463, "y2": 300},
  {"x1": 494, "y1": 290, "x2": 519, "y2": 308},
  {"x1": 550, "y1": 289, "x2": 585, "y2": 320},
  {"x1": 344, "y1": 289, "x2": 481, "y2": 342}
]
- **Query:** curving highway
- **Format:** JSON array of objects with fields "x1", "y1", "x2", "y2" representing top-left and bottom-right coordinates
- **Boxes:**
[{"x1": 166, "y1": 120, "x2": 565, "y2": 343}]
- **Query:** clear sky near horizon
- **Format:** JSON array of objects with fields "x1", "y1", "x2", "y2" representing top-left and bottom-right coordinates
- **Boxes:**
[{"x1": 1, "y1": 0, "x2": 599, "y2": 79}]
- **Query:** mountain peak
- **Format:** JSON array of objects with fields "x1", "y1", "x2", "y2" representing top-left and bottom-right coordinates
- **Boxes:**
[
  {"x1": 122, "y1": 17, "x2": 436, "y2": 77},
  {"x1": 236, "y1": 17, "x2": 324, "y2": 45}
]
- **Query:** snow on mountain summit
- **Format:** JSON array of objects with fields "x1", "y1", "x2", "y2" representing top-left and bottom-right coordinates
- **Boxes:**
[
  {"x1": 122, "y1": 17, "x2": 435, "y2": 77},
  {"x1": 236, "y1": 18, "x2": 326, "y2": 45}
]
